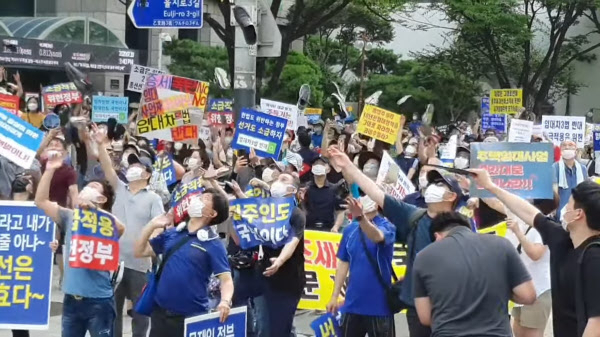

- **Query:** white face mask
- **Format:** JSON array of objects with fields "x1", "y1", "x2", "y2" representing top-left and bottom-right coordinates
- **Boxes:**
[
  {"x1": 424, "y1": 184, "x2": 448, "y2": 204},
  {"x1": 347, "y1": 144, "x2": 358, "y2": 154},
  {"x1": 174, "y1": 142, "x2": 183, "y2": 151},
  {"x1": 363, "y1": 162, "x2": 379, "y2": 179},
  {"x1": 312, "y1": 165, "x2": 327, "y2": 176},
  {"x1": 270, "y1": 181, "x2": 295, "y2": 197},
  {"x1": 560, "y1": 208, "x2": 580, "y2": 231},
  {"x1": 262, "y1": 167, "x2": 275, "y2": 183},
  {"x1": 188, "y1": 197, "x2": 205, "y2": 218},
  {"x1": 27, "y1": 102, "x2": 38, "y2": 112},
  {"x1": 419, "y1": 174, "x2": 429, "y2": 190},
  {"x1": 562, "y1": 149, "x2": 576, "y2": 160},
  {"x1": 454, "y1": 157, "x2": 469, "y2": 169},
  {"x1": 188, "y1": 157, "x2": 199, "y2": 169},
  {"x1": 224, "y1": 137, "x2": 233, "y2": 145},
  {"x1": 78, "y1": 186, "x2": 102, "y2": 203},
  {"x1": 405, "y1": 145, "x2": 416, "y2": 157},
  {"x1": 126, "y1": 167, "x2": 145, "y2": 182}
]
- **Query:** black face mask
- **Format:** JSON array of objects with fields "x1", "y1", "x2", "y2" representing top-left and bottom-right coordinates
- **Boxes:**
[{"x1": 12, "y1": 178, "x2": 30, "y2": 194}]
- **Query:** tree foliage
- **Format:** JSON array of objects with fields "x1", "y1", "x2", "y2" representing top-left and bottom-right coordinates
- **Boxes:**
[{"x1": 264, "y1": 52, "x2": 325, "y2": 106}]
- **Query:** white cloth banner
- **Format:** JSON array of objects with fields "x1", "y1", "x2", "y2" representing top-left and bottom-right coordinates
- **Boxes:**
[{"x1": 508, "y1": 119, "x2": 533, "y2": 142}]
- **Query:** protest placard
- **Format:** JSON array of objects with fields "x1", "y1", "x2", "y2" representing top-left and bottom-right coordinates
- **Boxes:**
[
  {"x1": 153, "y1": 155, "x2": 177, "y2": 186},
  {"x1": 541, "y1": 115, "x2": 586, "y2": 148},
  {"x1": 0, "y1": 93, "x2": 20, "y2": 115},
  {"x1": 69, "y1": 208, "x2": 119, "y2": 271},
  {"x1": 0, "y1": 201, "x2": 56, "y2": 330},
  {"x1": 490, "y1": 89, "x2": 523, "y2": 114},
  {"x1": 136, "y1": 110, "x2": 192, "y2": 135},
  {"x1": 440, "y1": 134, "x2": 458, "y2": 166},
  {"x1": 199, "y1": 126, "x2": 211, "y2": 142},
  {"x1": 594, "y1": 131, "x2": 600, "y2": 175},
  {"x1": 184, "y1": 306, "x2": 246, "y2": 337},
  {"x1": 206, "y1": 98, "x2": 234, "y2": 127},
  {"x1": 305, "y1": 108, "x2": 322, "y2": 115},
  {"x1": 481, "y1": 113, "x2": 506, "y2": 133},
  {"x1": 42, "y1": 82, "x2": 82, "y2": 108},
  {"x1": 0, "y1": 107, "x2": 44, "y2": 169},
  {"x1": 469, "y1": 142, "x2": 554, "y2": 199},
  {"x1": 508, "y1": 119, "x2": 533, "y2": 143},
  {"x1": 127, "y1": 65, "x2": 164, "y2": 93},
  {"x1": 375, "y1": 151, "x2": 415, "y2": 200},
  {"x1": 171, "y1": 177, "x2": 205, "y2": 223},
  {"x1": 92, "y1": 96, "x2": 129, "y2": 124},
  {"x1": 357, "y1": 105, "x2": 403, "y2": 145},
  {"x1": 261, "y1": 98, "x2": 299, "y2": 130},
  {"x1": 311, "y1": 312, "x2": 342, "y2": 337},
  {"x1": 231, "y1": 108, "x2": 287, "y2": 160},
  {"x1": 230, "y1": 197, "x2": 296, "y2": 250},
  {"x1": 481, "y1": 96, "x2": 490, "y2": 114},
  {"x1": 171, "y1": 125, "x2": 198, "y2": 142},
  {"x1": 532, "y1": 124, "x2": 543, "y2": 136}
]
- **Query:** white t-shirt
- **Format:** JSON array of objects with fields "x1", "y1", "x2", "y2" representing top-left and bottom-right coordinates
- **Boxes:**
[{"x1": 505, "y1": 221, "x2": 551, "y2": 299}]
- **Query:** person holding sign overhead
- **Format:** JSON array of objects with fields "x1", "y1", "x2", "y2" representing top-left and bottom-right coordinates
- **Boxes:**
[{"x1": 35, "y1": 150, "x2": 124, "y2": 337}]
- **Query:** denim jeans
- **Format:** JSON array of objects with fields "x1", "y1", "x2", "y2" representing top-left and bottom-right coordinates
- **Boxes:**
[
  {"x1": 62, "y1": 294, "x2": 116, "y2": 337},
  {"x1": 254, "y1": 287, "x2": 301, "y2": 337}
]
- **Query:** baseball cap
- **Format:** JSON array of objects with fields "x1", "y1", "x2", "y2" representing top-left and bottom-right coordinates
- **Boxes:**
[
  {"x1": 285, "y1": 152, "x2": 303, "y2": 172},
  {"x1": 127, "y1": 153, "x2": 153, "y2": 174},
  {"x1": 426, "y1": 170, "x2": 464, "y2": 201}
]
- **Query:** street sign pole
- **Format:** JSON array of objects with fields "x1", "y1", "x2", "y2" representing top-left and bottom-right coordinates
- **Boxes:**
[{"x1": 232, "y1": 0, "x2": 258, "y2": 119}]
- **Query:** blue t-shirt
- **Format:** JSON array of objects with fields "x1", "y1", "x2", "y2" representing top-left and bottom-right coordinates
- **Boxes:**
[
  {"x1": 337, "y1": 216, "x2": 396, "y2": 316},
  {"x1": 150, "y1": 227, "x2": 230, "y2": 316},
  {"x1": 312, "y1": 133, "x2": 323, "y2": 149},
  {"x1": 59, "y1": 208, "x2": 113, "y2": 298},
  {"x1": 382, "y1": 195, "x2": 433, "y2": 307}
]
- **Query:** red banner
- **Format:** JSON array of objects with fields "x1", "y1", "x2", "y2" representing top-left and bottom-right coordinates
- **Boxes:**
[
  {"x1": 68, "y1": 208, "x2": 119, "y2": 271},
  {"x1": 0, "y1": 94, "x2": 20, "y2": 115}
]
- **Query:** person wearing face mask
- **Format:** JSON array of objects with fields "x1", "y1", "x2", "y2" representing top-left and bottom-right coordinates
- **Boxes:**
[
  {"x1": 249, "y1": 173, "x2": 306, "y2": 337},
  {"x1": 328, "y1": 146, "x2": 464, "y2": 337},
  {"x1": 553, "y1": 140, "x2": 588, "y2": 219},
  {"x1": 471, "y1": 169, "x2": 600, "y2": 337},
  {"x1": 302, "y1": 157, "x2": 346, "y2": 232},
  {"x1": 453, "y1": 147, "x2": 470, "y2": 170},
  {"x1": 310, "y1": 119, "x2": 325, "y2": 149},
  {"x1": 21, "y1": 96, "x2": 45, "y2": 128},
  {"x1": 92, "y1": 126, "x2": 164, "y2": 337},
  {"x1": 404, "y1": 157, "x2": 443, "y2": 208},
  {"x1": 134, "y1": 191, "x2": 233, "y2": 337},
  {"x1": 359, "y1": 153, "x2": 381, "y2": 182},
  {"x1": 35, "y1": 152, "x2": 125, "y2": 337}
]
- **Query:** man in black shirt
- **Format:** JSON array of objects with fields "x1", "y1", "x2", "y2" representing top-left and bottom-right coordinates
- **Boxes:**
[
  {"x1": 471, "y1": 169, "x2": 600, "y2": 337},
  {"x1": 303, "y1": 156, "x2": 346, "y2": 232}
]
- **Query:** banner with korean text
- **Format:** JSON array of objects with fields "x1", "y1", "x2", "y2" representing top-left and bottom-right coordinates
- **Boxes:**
[
  {"x1": 311, "y1": 312, "x2": 342, "y2": 337},
  {"x1": 508, "y1": 119, "x2": 533, "y2": 143},
  {"x1": 207, "y1": 98, "x2": 234, "y2": 127},
  {"x1": 42, "y1": 83, "x2": 82, "y2": 109},
  {"x1": 0, "y1": 93, "x2": 20, "y2": 115},
  {"x1": 0, "y1": 107, "x2": 44, "y2": 169},
  {"x1": 231, "y1": 108, "x2": 287, "y2": 160},
  {"x1": 490, "y1": 89, "x2": 522, "y2": 114},
  {"x1": 184, "y1": 306, "x2": 246, "y2": 337},
  {"x1": 153, "y1": 155, "x2": 177, "y2": 186},
  {"x1": 376, "y1": 151, "x2": 415, "y2": 200},
  {"x1": 230, "y1": 197, "x2": 296, "y2": 250},
  {"x1": 127, "y1": 65, "x2": 164, "y2": 93},
  {"x1": 469, "y1": 142, "x2": 554, "y2": 199},
  {"x1": 541, "y1": 115, "x2": 586, "y2": 148},
  {"x1": 357, "y1": 105, "x2": 402, "y2": 144},
  {"x1": 171, "y1": 177, "x2": 205, "y2": 223},
  {"x1": 92, "y1": 96, "x2": 129, "y2": 124},
  {"x1": 69, "y1": 208, "x2": 119, "y2": 271},
  {"x1": 0, "y1": 201, "x2": 56, "y2": 330},
  {"x1": 594, "y1": 131, "x2": 600, "y2": 175},
  {"x1": 481, "y1": 113, "x2": 506, "y2": 133},
  {"x1": 261, "y1": 98, "x2": 299, "y2": 131}
]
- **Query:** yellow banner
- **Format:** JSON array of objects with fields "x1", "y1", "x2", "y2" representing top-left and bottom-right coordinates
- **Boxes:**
[
  {"x1": 357, "y1": 105, "x2": 403, "y2": 144},
  {"x1": 136, "y1": 110, "x2": 191, "y2": 134},
  {"x1": 305, "y1": 108, "x2": 322, "y2": 115},
  {"x1": 490, "y1": 89, "x2": 523, "y2": 115}
]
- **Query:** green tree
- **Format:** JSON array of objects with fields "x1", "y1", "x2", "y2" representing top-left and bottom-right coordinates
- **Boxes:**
[{"x1": 264, "y1": 52, "x2": 325, "y2": 106}]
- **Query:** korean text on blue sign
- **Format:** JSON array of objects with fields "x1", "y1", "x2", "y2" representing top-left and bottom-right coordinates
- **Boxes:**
[
  {"x1": 481, "y1": 97, "x2": 490, "y2": 114},
  {"x1": 311, "y1": 312, "x2": 342, "y2": 337},
  {"x1": 92, "y1": 96, "x2": 129, "y2": 124},
  {"x1": 470, "y1": 142, "x2": 553, "y2": 199},
  {"x1": 184, "y1": 306, "x2": 246, "y2": 337},
  {"x1": 171, "y1": 177, "x2": 205, "y2": 223},
  {"x1": 231, "y1": 197, "x2": 295, "y2": 250},
  {"x1": 0, "y1": 107, "x2": 44, "y2": 169},
  {"x1": 0, "y1": 201, "x2": 55, "y2": 330},
  {"x1": 153, "y1": 156, "x2": 177, "y2": 186},
  {"x1": 482, "y1": 113, "x2": 506, "y2": 133},
  {"x1": 69, "y1": 208, "x2": 119, "y2": 271},
  {"x1": 594, "y1": 131, "x2": 600, "y2": 151},
  {"x1": 232, "y1": 108, "x2": 287, "y2": 160},
  {"x1": 128, "y1": 0, "x2": 203, "y2": 29}
]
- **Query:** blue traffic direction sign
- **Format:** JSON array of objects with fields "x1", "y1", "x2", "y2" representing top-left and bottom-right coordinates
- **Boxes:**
[{"x1": 127, "y1": 0, "x2": 204, "y2": 29}]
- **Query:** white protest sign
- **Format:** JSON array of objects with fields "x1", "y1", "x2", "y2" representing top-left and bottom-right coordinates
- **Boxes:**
[
  {"x1": 508, "y1": 119, "x2": 533, "y2": 142},
  {"x1": 260, "y1": 98, "x2": 298, "y2": 131},
  {"x1": 376, "y1": 151, "x2": 415, "y2": 200},
  {"x1": 127, "y1": 65, "x2": 164, "y2": 93},
  {"x1": 541, "y1": 115, "x2": 586, "y2": 148},
  {"x1": 199, "y1": 126, "x2": 211, "y2": 142},
  {"x1": 532, "y1": 124, "x2": 543, "y2": 136},
  {"x1": 439, "y1": 134, "x2": 457, "y2": 167}
]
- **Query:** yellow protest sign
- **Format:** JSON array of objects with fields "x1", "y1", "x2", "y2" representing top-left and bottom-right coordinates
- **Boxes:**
[
  {"x1": 136, "y1": 110, "x2": 191, "y2": 134},
  {"x1": 357, "y1": 105, "x2": 403, "y2": 144},
  {"x1": 490, "y1": 89, "x2": 523, "y2": 115},
  {"x1": 305, "y1": 108, "x2": 322, "y2": 115}
]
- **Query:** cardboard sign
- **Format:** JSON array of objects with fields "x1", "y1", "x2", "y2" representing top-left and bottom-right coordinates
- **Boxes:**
[
  {"x1": 127, "y1": 65, "x2": 164, "y2": 93},
  {"x1": 541, "y1": 115, "x2": 586, "y2": 148},
  {"x1": 0, "y1": 201, "x2": 56, "y2": 330},
  {"x1": 357, "y1": 105, "x2": 403, "y2": 145},
  {"x1": 231, "y1": 108, "x2": 287, "y2": 160},
  {"x1": 0, "y1": 107, "x2": 44, "y2": 169},
  {"x1": 92, "y1": 96, "x2": 129, "y2": 124},
  {"x1": 261, "y1": 98, "x2": 298, "y2": 131},
  {"x1": 0, "y1": 93, "x2": 20, "y2": 115},
  {"x1": 508, "y1": 119, "x2": 533, "y2": 143},
  {"x1": 490, "y1": 89, "x2": 523, "y2": 114},
  {"x1": 375, "y1": 151, "x2": 415, "y2": 200},
  {"x1": 69, "y1": 208, "x2": 119, "y2": 271},
  {"x1": 184, "y1": 306, "x2": 247, "y2": 337}
]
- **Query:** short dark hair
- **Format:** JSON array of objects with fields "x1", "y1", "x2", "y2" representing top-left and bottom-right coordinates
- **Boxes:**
[
  {"x1": 430, "y1": 212, "x2": 471, "y2": 234},
  {"x1": 50, "y1": 137, "x2": 68, "y2": 150},
  {"x1": 204, "y1": 188, "x2": 229, "y2": 225},
  {"x1": 298, "y1": 131, "x2": 312, "y2": 147},
  {"x1": 89, "y1": 179, "x2": 115, "y2": 211},
  {"x1": 572, "y1": 180, "x2": 600, "y2": 230}
]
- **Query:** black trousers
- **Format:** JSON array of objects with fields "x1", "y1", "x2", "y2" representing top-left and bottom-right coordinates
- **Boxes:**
[
  {"x1": 11, "y1": 331, "x2": 29, "y2": 337},
  {"x1": 340, "y1": 313, "x2": 396, "y2": 337},
  {"x1": 405, "y1": 307, "x2": 431, "y2": 337},
  {"x1": 149, "y1": 307, "x2": 185, "y2": 337}
]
